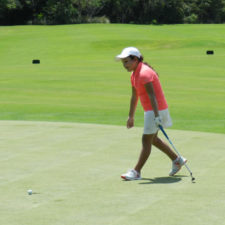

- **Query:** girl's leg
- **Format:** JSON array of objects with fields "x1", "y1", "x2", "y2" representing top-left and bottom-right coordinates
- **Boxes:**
[
  {"x1": 152, "y1": 133, "x2": 177, "y2": 161},
  {"x1": 134, "y1": 133, "x2": 156, "y2": 173}
]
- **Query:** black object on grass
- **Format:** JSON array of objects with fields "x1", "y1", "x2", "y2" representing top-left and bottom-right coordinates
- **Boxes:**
[
  {"x1": 206, "y1": 50, "x2": 214, "y2": 55},
  {"x1": 32, "y1": 59, "x2": 40, "y2": 64}
]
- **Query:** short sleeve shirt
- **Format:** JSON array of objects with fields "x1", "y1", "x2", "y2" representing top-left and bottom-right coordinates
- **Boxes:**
[{"x1": 131, "y1": 62, "x2": 168, "y2": 111}]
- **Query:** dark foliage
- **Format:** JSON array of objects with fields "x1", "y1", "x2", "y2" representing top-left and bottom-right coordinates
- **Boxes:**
[{"x1": 0, "y1": 0, "x2": 225, "y2": 25}]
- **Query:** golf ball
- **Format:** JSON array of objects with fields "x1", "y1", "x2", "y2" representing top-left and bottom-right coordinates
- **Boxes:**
[{"x1": 27, "y1": 189, "x2": 32, "y2": 195}]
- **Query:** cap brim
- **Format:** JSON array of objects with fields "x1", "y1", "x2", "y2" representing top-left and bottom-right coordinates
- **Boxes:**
[{"x1": 115, "y1": 53, "x2": 129, "y2": 61}]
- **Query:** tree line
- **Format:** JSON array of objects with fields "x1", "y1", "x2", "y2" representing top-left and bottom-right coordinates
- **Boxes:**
[{"x1": 1, "y1": 0, "x2": 225, "y2": 25}]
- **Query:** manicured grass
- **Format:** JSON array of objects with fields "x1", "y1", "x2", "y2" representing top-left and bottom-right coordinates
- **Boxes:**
[
  {"x1": 0, "y1": 24, "x2": 224, "y2": 133},
  {"x1": 0, "y1": 121, "x2": 224, "y2": 225},
  {"x1": 1, "y1": 24, "x2": 224, "y2": 225}
]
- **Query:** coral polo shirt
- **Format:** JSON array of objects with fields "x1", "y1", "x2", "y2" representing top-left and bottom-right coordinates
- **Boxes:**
[{"x1": 131, "y1": 62, "x2": 168, "y2": 111}]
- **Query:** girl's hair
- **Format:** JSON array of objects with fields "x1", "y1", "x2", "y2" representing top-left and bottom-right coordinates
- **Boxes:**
[{"x1": 129, "y1": 55, "x2": 159, "y2": 76}]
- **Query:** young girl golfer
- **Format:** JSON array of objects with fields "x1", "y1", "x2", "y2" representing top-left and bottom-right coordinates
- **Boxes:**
[{"x1": 116, "y1": 47, "x2": 187, "y2": 180}]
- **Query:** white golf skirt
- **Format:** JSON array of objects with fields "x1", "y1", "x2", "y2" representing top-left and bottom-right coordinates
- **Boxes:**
[{"x1": 143, "y1": 109, "x2": 172, "y2": 134}]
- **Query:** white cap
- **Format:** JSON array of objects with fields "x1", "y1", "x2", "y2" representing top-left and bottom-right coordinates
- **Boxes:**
[{"x1": 116, "y1": 47, "x2": 141, "y2": 61}]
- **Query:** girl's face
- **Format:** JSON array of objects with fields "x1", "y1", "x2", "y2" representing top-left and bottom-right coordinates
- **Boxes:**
[{"x1": 122, "y1": 56, "x2": 138, "y2": 72}]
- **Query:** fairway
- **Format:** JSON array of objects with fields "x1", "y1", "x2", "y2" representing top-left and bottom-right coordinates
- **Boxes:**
[
  {"x1": 0, "y1": 24, "x2": 224, "y2": 133},
  {"x1": 0, "y1": 120, "x2": 224, "y2": 225}
]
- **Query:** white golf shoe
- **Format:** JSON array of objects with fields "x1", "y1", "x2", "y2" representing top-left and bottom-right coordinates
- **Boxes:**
[
  {"x1": 169, "y1": 156, "x2": 187, "y2": 176},
  {"x1": 121, "y1": 169, "x2": 141, "y2": 180}
]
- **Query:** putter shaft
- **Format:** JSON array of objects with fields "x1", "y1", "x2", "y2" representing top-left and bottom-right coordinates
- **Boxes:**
[{"x1": 158, "y1": 125, "x2": 195, "y2": 181}]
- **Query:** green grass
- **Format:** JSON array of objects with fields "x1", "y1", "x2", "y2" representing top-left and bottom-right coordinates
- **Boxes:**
[
  {"x1": 0, "y1": 24, "x2": 225, "y2": 134},
  {"x1": 0, "y1": 121, "x2": 224, "y2": 225},
  {"x1": 0, "y1": 24, "x2": 225, "y2": 225}
]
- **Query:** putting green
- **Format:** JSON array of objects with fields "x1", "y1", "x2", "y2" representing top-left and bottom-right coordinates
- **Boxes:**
[{"x1": 0, "y1": 120, "x2": 224, "y2": 225}]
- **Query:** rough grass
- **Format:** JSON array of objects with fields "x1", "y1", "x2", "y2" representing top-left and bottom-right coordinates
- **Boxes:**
[{"x1": 0, "y1": 24, "x2": 224, "y2": 133}]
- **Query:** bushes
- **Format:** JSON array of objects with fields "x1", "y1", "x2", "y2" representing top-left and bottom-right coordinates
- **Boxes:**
[
  {"x1": 86, "y1": 16, "x2": 110, "y2": 24},
  {"x1": 184, "y1": 14, "x2": 198, "y2": 24},
  {"x1": 0, "y1": 0, "x2": 225, "y2": 25}
]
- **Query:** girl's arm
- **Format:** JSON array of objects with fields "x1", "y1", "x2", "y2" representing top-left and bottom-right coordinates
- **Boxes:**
[
  {"x1": 127, "y1": 87, "x2": 138, "y2": 128},
  {"x1": 144, "y1": 82, "x2": 159, "y2": 117}
]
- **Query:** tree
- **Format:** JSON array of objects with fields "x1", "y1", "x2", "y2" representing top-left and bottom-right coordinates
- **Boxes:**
[
  {"x1": 0, "y1": 0, "x2": 225, "y2": 25},
  {"x1": 41, "y1": 0, "x2": 78, "y2": 24},
  {"x1": 0, "y1": 0, "x2": 27, "y2": 25},
  {"x1": 99, "y1": 0, "x2": 138, "y2": 23},
  {"x1": 40, "y1": 0, "x2": 107, "y2": 24},
  {"x1": 162, "y1": 0, "x2": 185, "y2": 23},
  {"x1": 199, "y1": 0, "x2": 225, "y2": 23}
]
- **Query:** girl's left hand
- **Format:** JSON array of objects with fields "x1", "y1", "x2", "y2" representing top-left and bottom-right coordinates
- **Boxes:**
[
  {"x1": 154, "y1": 116, "x2": 162, "y2": 127},
  {"x1": 127, "y1": 117, "x2": 134, "y2": 129}
]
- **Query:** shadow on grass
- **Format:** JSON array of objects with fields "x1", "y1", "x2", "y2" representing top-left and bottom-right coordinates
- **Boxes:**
[{"x1": 139, "y1": 175, "x2": 187, "y2": 184}]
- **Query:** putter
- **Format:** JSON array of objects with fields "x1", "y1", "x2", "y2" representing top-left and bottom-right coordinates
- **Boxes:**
[{"x1": 158, "y1": 125, "x2": 195, "y2": 182}]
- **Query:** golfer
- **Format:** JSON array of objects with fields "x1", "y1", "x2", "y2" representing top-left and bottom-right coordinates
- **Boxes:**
[{"x1": 116, "y1": 47, "x2": 187, "y2": 180}]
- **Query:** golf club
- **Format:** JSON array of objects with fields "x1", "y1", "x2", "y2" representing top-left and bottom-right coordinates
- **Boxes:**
[{"x1": 158, "y1": 125, "x2": 195, "y2": 182}]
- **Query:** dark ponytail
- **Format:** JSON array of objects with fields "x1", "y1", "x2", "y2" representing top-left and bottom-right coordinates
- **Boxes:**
[{"x1": 130, "y1": 55, "x2": 159, "y2": 77}]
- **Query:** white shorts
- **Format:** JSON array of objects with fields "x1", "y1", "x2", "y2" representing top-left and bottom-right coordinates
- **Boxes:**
[{"x1": 143, "y1": 109, "x2": 172, "y2": 134}]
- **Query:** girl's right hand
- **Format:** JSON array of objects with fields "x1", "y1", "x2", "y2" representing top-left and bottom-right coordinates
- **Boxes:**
[{"x1": 127, "y1": 117, "x2": 134, "y2": 129}]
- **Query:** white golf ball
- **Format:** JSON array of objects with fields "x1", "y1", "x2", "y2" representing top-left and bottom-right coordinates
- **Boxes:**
[{"x1": 27, "y1": 189, "x2": 33, "y2": 195}]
